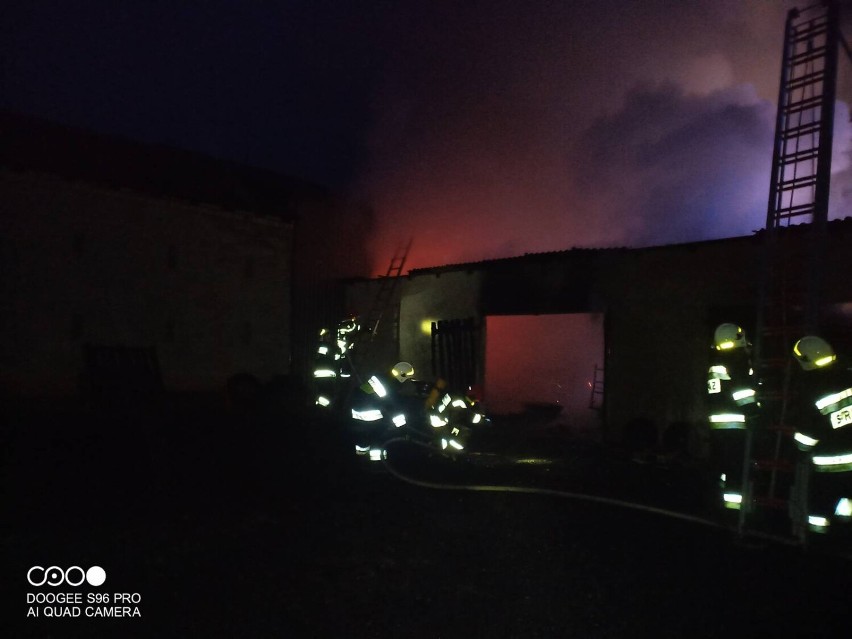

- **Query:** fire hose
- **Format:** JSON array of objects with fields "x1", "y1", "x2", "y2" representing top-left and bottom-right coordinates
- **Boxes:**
[{"x1": 378, "y1": 437, "x2": 815, "y2": 549}]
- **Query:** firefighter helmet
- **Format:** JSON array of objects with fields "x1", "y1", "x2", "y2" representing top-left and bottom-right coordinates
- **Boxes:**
[
  {"x1": 714, "y1": 323, "x2": 747, "y2": 350},
  {"x1": 338, "y1": 315, "x2": 359, "y2": 334},
  {"x1": 391, "y1": 361, "x2": 415, "y2": 382},
  {"x1": 793, "y1": 336, "x2": 836, "y2": 371}
]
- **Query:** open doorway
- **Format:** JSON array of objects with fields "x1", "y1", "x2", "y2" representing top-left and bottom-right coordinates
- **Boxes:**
[{"x1": 484, "y1": 313, "x2": 604, "y2": 434}]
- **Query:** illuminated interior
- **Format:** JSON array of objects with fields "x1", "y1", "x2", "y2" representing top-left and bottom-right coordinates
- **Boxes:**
[{"x1": 484, "y1": 313, "x2": 604, "y2": 431}]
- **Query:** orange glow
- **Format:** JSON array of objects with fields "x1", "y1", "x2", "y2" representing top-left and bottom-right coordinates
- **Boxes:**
[{"x1": 484, "y1": 313, "x2": 604, "y2": 429}]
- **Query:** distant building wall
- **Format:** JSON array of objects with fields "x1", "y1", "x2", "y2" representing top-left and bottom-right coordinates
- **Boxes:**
[{"x1": 0, "y1": 170, "x2": 293, "y2": 404}]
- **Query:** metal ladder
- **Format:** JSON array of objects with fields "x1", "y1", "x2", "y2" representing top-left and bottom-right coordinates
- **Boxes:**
[
  {"x1": 348, "y1": 239, "x2": 413, "y2": 379},
  {"x1": 764, "y1": 2, "x2": 837, "y2": 231},
  {"x1": 742, "y1": 1, "x2": 839, "y2": 540},
  {"x1": 589, "y1": 364, "x2": 605, "y2": 411}
]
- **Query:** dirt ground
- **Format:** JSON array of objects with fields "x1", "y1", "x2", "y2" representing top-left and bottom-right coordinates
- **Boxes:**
[{"x1": 2, "y1": 399, "x2": 850, "y2": 638}]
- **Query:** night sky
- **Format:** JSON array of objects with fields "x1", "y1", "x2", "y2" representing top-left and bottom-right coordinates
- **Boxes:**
[{"x1": 4, "y1": 0, "x2": 852, "y2": 272}]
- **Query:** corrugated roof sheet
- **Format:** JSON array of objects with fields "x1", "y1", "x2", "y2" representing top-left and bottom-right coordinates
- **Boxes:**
[{"x1": 408, "y1": 218, "x2": 852, "y2": 277}]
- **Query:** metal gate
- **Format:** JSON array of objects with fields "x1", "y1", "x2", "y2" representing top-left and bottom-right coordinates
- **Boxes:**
[{"x1": 430, "y1": 318, "x2": 480, "y2": 392}]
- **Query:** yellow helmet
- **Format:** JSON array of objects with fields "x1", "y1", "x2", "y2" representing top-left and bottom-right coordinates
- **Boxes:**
[
  {"x1": 391, "y1": 361, "x2": 415, "y2": 382},
  {"x1": 714, "y1": 323, "x2": 746, "y2": 351},
  {"x1": 793, "y1": 336, "x2": 836, "y2": 371}
]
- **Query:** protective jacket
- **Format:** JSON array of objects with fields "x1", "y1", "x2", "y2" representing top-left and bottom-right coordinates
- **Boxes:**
[
  {"x1": 347, "y1": 372, "x2": 419, "y2": 460},
  {"x1": 790, "y1": 356, "x2": 852, "y2": 530},
  {"x1": 707, "y1": 345, "x2": 757, "y2": 430},
  {"x1": 791, "y1": 357, "x2": 852, "y2": 467},
  {"x1": 312, "y1": 318, "x2": 360, "y2": 409},
  {"x1": 426, "y1": 387, "x2": 485, "y2": 453},
  {"x1": 312, "y1": 332, "x2": 340, "y2": 408}
]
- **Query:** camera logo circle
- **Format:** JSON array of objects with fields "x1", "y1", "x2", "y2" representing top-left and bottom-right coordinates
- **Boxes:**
[
  {"x1": 27, "y1": 566, "x2": 106, "y2": 587},
  {"x1": 86, "y1": 566, "x2": 106, "y2": 586}
]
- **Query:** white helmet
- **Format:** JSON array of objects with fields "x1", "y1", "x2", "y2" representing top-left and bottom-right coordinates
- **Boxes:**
[
  {"x1": 793, "y1": 336, "x2": 836, "y2": 371},
  {"x1": 391, "y1": 361, "x2": 415, "y2": 382},
  {"x1": 714, "y1": 323, "x2": 746, "y2": 351}
]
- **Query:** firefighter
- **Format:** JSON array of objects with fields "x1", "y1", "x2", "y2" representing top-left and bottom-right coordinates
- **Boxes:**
[
  {"x1": 312, "y1": 327, "x2": 339, "y2": 409},
  {"x1": 790, "y1": 336, "x2": 852, "y2": 534},
  {"x1": 348, "y1": 361, "x2": 418, "y2": 462},
  {"x1": 706, "y1": 323, "x2": 758, "y2": 513},
  {"x1": 312, "y1": 315, "x2": 360, "y2": 410},
  {"x1": 426, "y1": 384, "x2": 486, "y2": 454},
  {"x1": 335, "y1": 315, "x2": 360, "y2": 381}
]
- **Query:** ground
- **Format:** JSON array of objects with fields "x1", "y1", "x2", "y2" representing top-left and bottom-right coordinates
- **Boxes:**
[{"x1": 2, "y1": 398, "x2": 850, "y2": 638}]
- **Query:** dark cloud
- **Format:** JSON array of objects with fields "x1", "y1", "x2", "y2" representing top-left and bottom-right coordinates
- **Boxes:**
[{"x1": 575, "y1": 83, "x2": 776, "y2": 246}]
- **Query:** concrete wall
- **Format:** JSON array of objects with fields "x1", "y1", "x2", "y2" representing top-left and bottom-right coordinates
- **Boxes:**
[
  {"x1": 340, "y1": 270, "x2": 484, "y2": 384},
  {"x1": 0, "y1": 170, "x2": 293, "y2": 402},
  {"x1": 400, "y1": 270, "x2": 484, "y2": 383},
  {"x1": 597, "y1": 240, "x2": 760, "y2": 452}
]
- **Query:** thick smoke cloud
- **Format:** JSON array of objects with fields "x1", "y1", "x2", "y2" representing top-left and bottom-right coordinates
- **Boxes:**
[
  {"x1": 577, "y1": 87, "x2": 852, "y2": 248},
  {"x1": 574, "y1": 83, "x2": 776, "y2": 246},
  {"x1": 355, "y1": 0, "x2": 852, "y2": 273}
]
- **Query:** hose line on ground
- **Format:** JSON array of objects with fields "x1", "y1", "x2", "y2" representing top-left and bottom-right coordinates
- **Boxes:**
[{"x1": 379, "y1": 437, "x2": 810, "y2": 548}]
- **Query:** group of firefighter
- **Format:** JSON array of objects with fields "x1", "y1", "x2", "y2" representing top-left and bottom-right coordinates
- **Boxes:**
[
  {"x1": 707, "y1": 323, "x2": 852, "y2": 536},
  {"x1": 311, "y1": 314, "x2": 852, "y2": 536},
  {"x1": 311, "y1": 315, "x2": 486, "y2": 464}
]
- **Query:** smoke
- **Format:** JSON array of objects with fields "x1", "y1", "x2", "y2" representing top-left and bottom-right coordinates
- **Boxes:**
[
  {"x1": 830, "y1": 101, "x2": 852, "y2": 220},
  {"x1": 574, "y1": 83, "x2": 776, "y2": 246},
  {"x1": 10, "y1": 0, "x2": 852, "y2": 277},
  {"x1": 353, "y1": 0, "x2": 852, "y2": 274},
  {"x1": 578, "y1": 86, "x2": 852, "y2": 246}
]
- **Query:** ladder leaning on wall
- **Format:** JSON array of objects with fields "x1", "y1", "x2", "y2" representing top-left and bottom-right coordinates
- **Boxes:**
[
  {"x1": 348, "y1": 239, "x2": 413, "y2": 382},
  {"x1": 589, "y1": 364, "x2": 605, "y2": 411},
  {"x1": 743, "y1": 1, "x2": 839, "y2": 542}
]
